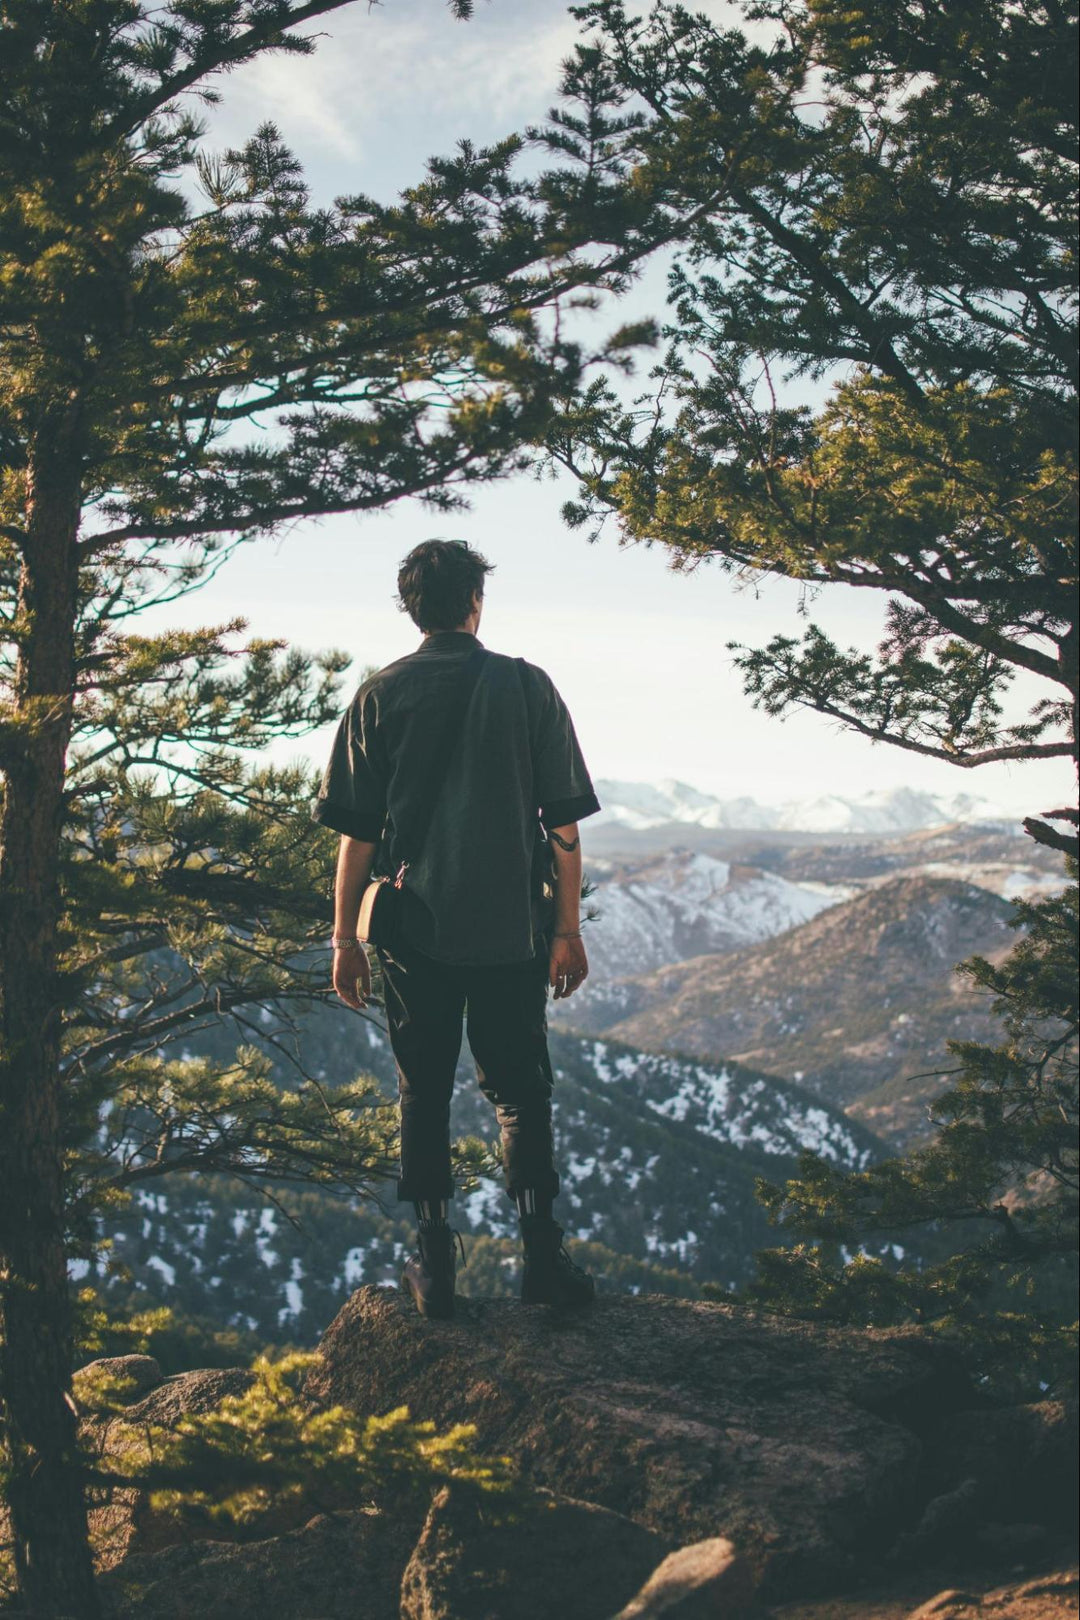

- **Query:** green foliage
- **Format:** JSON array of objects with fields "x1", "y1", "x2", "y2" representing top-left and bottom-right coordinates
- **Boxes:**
[
  {"x1": 74, "y1": 1290, "x2": 267, "y2": 1376},
  {"x1": 0, "y1": 8, "x2": 665, "y2": 1601},
  {"x1": 539, "y1": 0, "x2": 1080, "y2": 1401},
  {"x1": 750, "y1": 869, "x2": 1079, "y2": 1396},
  {"x1": 88, "y1": 1351, "x2": 517, "y2": 1537},
  {"x1": 71, "y1": 1048, "x2": 400, "y2": 1225},
  {"x1": 0, "y1": 2, "x2": 660, "y2": 576},
  {"x1": 546, "y1": 0, "x2": 1077, "y2": 788}
]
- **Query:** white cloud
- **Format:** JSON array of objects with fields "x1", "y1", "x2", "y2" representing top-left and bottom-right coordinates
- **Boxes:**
[{"x1": 207, "y1": 0, "x2": 583, "y2": 194}]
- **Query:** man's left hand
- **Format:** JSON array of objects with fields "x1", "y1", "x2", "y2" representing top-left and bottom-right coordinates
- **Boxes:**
[{"x1": 549, "y1": 934, "x2": 588, "y2": 999}]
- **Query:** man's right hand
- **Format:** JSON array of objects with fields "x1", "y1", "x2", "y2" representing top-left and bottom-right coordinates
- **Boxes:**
[
  {"x1": 549, "y1": 933, "x2": 588, "y2": 999},
  {"x1": 333, "y1": 943, "x2": 372, "y2": 1009}
]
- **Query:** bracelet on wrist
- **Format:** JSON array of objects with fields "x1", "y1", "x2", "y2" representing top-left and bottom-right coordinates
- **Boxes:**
[
  {"x1": 332, "y1": 937, "x2": 363, "y2": 950},
  {"x1": 554, "y1": 929, "x2": 582, "y2": 939}
]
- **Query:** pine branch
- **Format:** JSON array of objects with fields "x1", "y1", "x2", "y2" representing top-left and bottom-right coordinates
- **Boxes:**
[
  {"x1": 109, "y1": 0, "x2": 386, "y2": 139},
  {"x1": 1023, "y1": 816, "x2": 1080, "y2": 858}
]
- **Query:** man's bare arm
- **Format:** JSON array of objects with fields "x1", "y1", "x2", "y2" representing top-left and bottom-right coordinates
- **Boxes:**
[
  {"x1": 332, "y1": 834, "x2": 377, "y2": 1009},
  {"x1": 548, "y1": 821, "x2": 588, "y2": 999}
]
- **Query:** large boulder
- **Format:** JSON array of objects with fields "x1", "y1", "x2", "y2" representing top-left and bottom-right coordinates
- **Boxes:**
[
  {"x1": 399, "y1": 1482, "x2": 665, "y2": 1620},
  {"x1": 886, "y1": 1402, "x2": 1078, "y2": 1570},
  {"x1": 919, "y1": 1403, "x2": 1078, "y2": 1533},
  {"x1": 306, "y1": 1287, "x2": 974, "y2": 1598},
  {"x1": 98, "y1": 1507, "x2": 417, "y2": 1620},
  {"x1": 77, "y1": 1356, "x2": 165, "y2": 1403},
  {"x1": 73, "y1": 1356, "x2": 257, "y2": 1572}
]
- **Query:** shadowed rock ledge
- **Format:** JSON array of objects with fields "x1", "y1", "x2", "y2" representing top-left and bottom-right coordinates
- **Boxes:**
[
  {"x1": 306, "y1": 1286, "x2": 975, "y2": 1599},
  {"x1": 72, "y1": 1287, "x2": 1076, "y2": 1619}
]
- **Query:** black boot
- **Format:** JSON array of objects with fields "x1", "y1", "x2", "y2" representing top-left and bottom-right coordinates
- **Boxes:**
[
  {"x1": 401, "y1": 1224, "x2": 465, "y2": 1320},
  {"x1": 519, "y1": 1214, "x2": 595, "y2": 1307}
]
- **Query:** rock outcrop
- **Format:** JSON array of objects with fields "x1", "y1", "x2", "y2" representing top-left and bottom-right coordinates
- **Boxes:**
[
  {"x1": 70, "y1": 1293, "x2": 1076, "y2": 1620},
  {"x1": 768, "y1": 1565, "x2": 1079, "y2": 1620},
  {"x1": 306, "y1": 1286, "x2": 974, "y2": 1598},
  {"x1": 905, "y1": 1570, "x2": 1079, "y2": 1619},
  {"x1": 920, "y1": 1403, "x2": 1078, "y2": 1534},
  {"x1": 611, "y1": 1537, "x2": 762, "y2": 1619},
  {"x1": 74, "y1": 1354, "x2": 256, "y2": 1573}
]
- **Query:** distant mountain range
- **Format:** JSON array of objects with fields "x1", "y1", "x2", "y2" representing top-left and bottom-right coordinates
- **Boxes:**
[
  {"x1": 564, "y1": 873, "x2": 1018, "y2": 1148},
  {"x1": 573, "y1": 850, "x2": 852, "y2": 983},
  {"x1": 560, "y1": 828, "x2": 1060, "y2": 1044},
  {"x1": 592, "y1": 779, "x2": 1021, "y2": 835}
]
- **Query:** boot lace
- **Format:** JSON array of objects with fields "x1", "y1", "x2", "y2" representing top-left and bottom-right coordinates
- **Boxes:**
[{"x1": 416, "y1": 1224, "x2": 467, "y2": 1268}]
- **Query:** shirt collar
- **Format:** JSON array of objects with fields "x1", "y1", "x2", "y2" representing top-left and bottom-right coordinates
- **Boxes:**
[{"x1": 417, "y1": 631, "x2": 483, "y2": 652}]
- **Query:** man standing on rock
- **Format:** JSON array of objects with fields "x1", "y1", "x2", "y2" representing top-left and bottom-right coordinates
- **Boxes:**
[{"x1": 314, "y1": 538, "x2": 600, "y2": 1318}]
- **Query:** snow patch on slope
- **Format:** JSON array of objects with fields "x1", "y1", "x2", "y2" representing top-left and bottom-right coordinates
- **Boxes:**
[{"x1": 580, "y1": 1039, "x2": 873, "y2": 1168}]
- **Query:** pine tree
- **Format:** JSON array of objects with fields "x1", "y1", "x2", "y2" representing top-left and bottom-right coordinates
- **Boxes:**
[
  {"x1": 76, "y1": 1351, "x2": 519, "y2": 1548},
  {"x1": 0, "y1": 4, "x2": 658, "y2": 1610},
  {"x1": 547, "y1": 1, "x2": 1078, "y2": 1388},
  {"x1": 547, "y1": 0, "x2": 1077, "y2": 825},
  {"x1": 746, "y1": 870, "x2": 1078, "y2": 1395}
]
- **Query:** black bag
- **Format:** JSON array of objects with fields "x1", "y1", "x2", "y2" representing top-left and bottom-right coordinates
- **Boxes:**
[
  {"x1": 356, "y1": 864, "x2": 407, "y2": 951},
  {"x1": 357, "y1": 643, "x2": 488, "y2": 950}
]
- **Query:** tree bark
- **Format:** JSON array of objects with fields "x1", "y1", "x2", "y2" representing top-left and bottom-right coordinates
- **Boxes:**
[{"x1": 0, "y1": 433, "x2": 100, "y2": 1616}]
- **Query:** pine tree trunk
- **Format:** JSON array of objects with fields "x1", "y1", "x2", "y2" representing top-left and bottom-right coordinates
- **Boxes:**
[{"x1": 0, "y1": 437, "x2": 100, "y2": 1616}]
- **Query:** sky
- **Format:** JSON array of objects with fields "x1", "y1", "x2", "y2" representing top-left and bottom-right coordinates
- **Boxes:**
[{"x1": 147, "y1": 0, "x2": 1074, "y2": 816}]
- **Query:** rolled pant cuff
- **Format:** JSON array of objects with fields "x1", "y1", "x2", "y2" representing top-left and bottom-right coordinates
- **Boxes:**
[{"x1": 504, "y1": 1170, "x2": 560, "y2": 1202}]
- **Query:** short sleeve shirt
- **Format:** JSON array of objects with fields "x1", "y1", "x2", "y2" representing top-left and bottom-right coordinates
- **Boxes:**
[{"x1": 312, "y1": 632, "x2": 600, "y2": 965}]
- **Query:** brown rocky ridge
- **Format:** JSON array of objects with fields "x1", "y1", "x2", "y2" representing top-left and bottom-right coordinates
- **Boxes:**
[{"x1": 570, "y1": 875, "x2": 1017, "y2": 1147}]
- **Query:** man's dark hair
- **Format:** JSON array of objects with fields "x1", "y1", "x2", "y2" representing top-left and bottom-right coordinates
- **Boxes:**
[{"x1": 396, "y1": 539, "x2": 494, "y2": 632}]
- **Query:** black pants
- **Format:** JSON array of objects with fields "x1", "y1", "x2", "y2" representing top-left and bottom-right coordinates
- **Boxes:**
[{"x1": 377, "y1": 936, "x2": 560, "y2": 1205}]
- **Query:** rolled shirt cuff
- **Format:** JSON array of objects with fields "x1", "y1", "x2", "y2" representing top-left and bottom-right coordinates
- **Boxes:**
[
  {"x1": 311, "y1": 798, "x2": 384, "y2": 842},
  {"x1": 539, "y1": 790, "x2": 601, "y2": 831}
]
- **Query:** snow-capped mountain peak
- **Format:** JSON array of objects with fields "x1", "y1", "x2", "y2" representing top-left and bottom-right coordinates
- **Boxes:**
[
  {"x1": 562, "y1": 848, "x2": 853, "y2": 991},
  {"x1": 592, "y1": 780, "x2": 1017, "y2": 835}
]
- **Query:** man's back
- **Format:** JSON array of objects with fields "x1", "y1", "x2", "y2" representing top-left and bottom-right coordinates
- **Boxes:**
[{"x1": 315, "y1": 629, "x2": 598, "y2": 964}]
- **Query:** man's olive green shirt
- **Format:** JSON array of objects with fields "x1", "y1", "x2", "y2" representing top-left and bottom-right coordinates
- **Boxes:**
[{"x1": 312, "y1": 631, "x2": 600, "y2": 966}]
